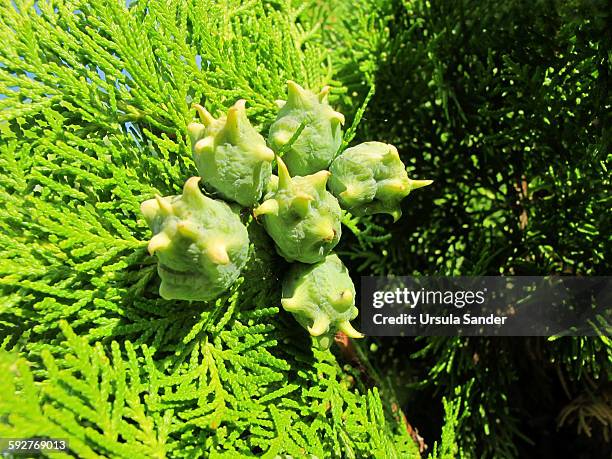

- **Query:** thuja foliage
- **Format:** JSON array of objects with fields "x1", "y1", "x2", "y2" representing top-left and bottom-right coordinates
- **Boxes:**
[
  {"x1": 347, "y1": 0, "x2": 611, "y2": 457},
  {"x1": 0, "y1": 0, "x2": 461, "y2": 457}
]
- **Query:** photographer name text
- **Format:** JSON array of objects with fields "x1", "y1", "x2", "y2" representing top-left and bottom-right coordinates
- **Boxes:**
[{"x1": 371, "y1": 287, "x2": 508, "y2": 326}]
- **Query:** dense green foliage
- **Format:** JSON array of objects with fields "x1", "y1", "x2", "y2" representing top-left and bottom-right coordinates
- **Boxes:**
[
  {"x1": 1, "y1": 0, "x2": 609, "y2": 457},
  {"x1": 340, "y1": 0, "x2": 611, "y2": 457},
  {"x1": 357, "y1": 0, "x2": 611, "y2": 277},
  {"x1": 0, "y1": 0, "x2": 460, "y2": 457}
]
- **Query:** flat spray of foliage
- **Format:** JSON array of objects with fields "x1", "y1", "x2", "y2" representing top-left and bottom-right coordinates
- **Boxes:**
[
  {"x1": 0, "y1": 0, "x2": 461, "y2": 457},
  {"x1": 350, "y1": 0, "x2": 611, "y2": 457}
]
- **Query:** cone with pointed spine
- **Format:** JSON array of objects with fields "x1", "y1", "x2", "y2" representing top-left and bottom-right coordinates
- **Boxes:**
[
  {"x1": 253, "y1": 157, "x2": 342, "y2": 263},
  {"x1": 328, "y1": 142, "x2": 433, "y2": 221},
  {"x1": 140, "y1": 177, "x2": 250, "y2": 301},
  {"x1": 188, "y1": 100, "x2": 275, "y2": 207},
  {"x1": 281, "y1": 254, "x2": 362, "y2": 349},
  {"x1": 268, "y1": 81, "x2": 344, "y2": 176}
]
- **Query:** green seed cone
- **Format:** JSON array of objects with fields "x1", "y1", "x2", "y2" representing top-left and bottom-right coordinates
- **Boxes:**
[
  {"x1": 140, "y1": 177, "x2": 250, "y2": 301},
  {"x1": 329, "y1": 141, "x2": 432, "y2": 220},
  {"x1": 189, "y1": 100, "x2": 275, "y2": 207},
  {"x1": 254, "y1": 157, "x2": 342, "y2": 264},
  {"x1": 281, "y1": 254, "x2": 363, "y2": 350},
  {"x1": 269, "y1": 81, "x2": 344, "y2": 176}
]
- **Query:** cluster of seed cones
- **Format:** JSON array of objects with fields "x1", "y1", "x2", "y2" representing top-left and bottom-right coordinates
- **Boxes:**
[{"x1": 140, "y1": 81, "x2": 431, "y2": 348}]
